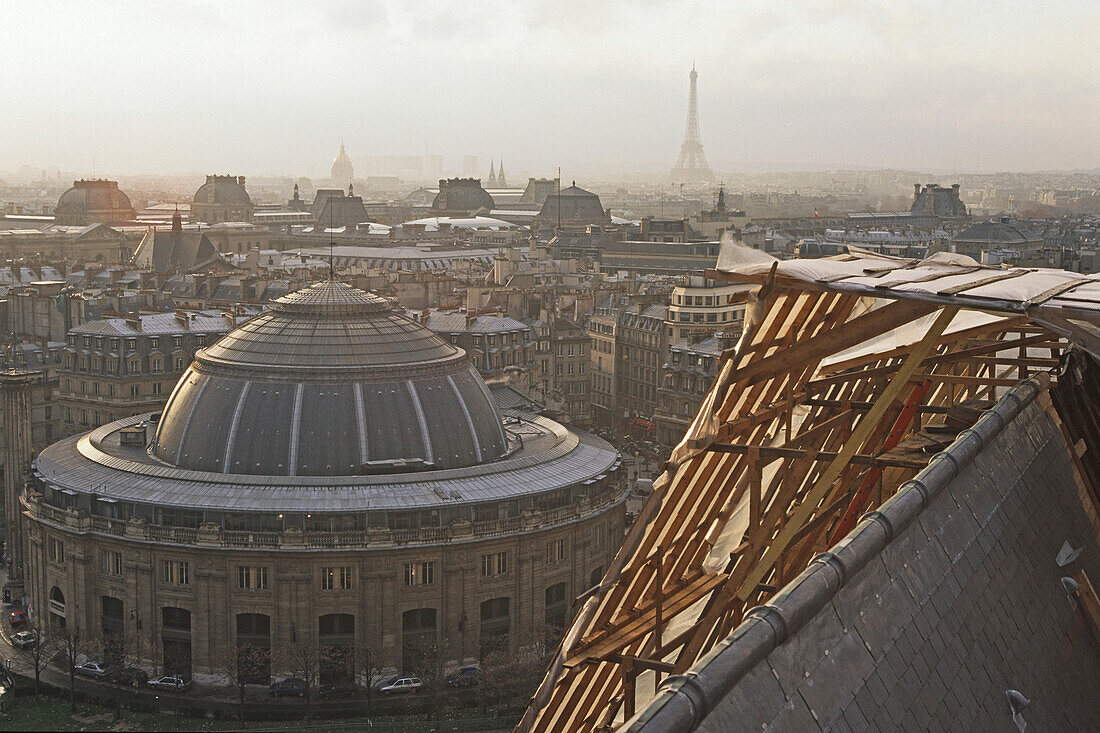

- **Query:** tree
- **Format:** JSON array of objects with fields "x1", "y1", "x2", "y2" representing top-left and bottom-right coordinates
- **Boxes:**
[
  {"x1": 57, "y1": 625, "x2": 89, "y2": 712},
  {"x1": 274, "y1": 639, "x2": 322, "y2": 708},
  {"x1": 96, "y1": 630, "x2": 150, "y2": 720},
  {"x1": 214, "y1": 643, "x2": 269, "y2": 707},
  {"x1": 353, "y1": 643, "x2": 386, "y2": 718},
  {"x1": 16, "y1": 621, "x2": 55, "y2": 696}
]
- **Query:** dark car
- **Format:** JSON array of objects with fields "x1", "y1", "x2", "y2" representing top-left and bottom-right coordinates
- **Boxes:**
[
  {"x1": 8, "y1": 610, "x2": 27, "y2": 628},
  {"x1": 269, "y1": 678, "x2": 308, "y2": 698},
  {"x1": 318, "y1": 682, "x2": 361, "y2": 700},
  {"x1": 74, "y1": 661, "x2": 110, "y2": 679},
  {"x1": 109, "y1": 667, "x2": 149, "y2": 688},
  {"x1": 446, "y1": 666, "x2": 482, "y2": 688}
]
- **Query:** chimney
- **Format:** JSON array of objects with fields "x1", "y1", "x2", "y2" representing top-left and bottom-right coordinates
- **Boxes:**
[
  {"x1": 238, "y1": 176, "x2": 246, "y2": 187},
  {"x1": 125, "y1": 314, "x2": 141, "y2": 331},
  {"x1": 914, "y1": 183, "x2": 921, "y2": 198}
]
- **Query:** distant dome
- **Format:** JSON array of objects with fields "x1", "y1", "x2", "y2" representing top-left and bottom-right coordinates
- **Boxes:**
[
  {"x1": 54, "y1": 180, "x2": 135, "y2": 225},
  {"x1": 151, "y1": 281, "x2": 507, "y2": 476},
  {"x1": 191, "y1": 175, "x2": 253, "y2": 223},
  {"x1": 431, "y1": 178, "x2": 495, "y2": 214},
  {"x1": 332, "y1": 142, "x2": 354, "y2": 188}
]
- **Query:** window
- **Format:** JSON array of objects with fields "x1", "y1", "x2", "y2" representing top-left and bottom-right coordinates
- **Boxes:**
[
  {"x1": 153, "y1": 382, "x2": 164, "y2": 396},
  {"x1": 322, "y1": 566, "x2": 353, "y2": 591},
  {"x1": 149, "y1": 337, "x2": 159, "y2": 349},
  {"x1": 404, "y1": 561, "x2": 435, "y2": 587},
  {"x1": 593, "y1": 522, "x2": 606, "y2": 548},
  {"x1": 110, "y1": 338, "x2": 119, "y2": 351},
  {"x1": 101, "y1": 550, "x2": 123, "y2": 576},
  {"x1": 173, "y1": 336, "x2": 183, "y2": 348},
  {"x1": 128, "y1": 358, "x2": 140, "y2": 373},
  {"x1": 546, "y1": 539, "x2": 566, "y2": 564},
  {"x1": 237, "y1": 566, "x2": 269, "y2": 590},
  {"x1": 130, "y1": 384, "x2": 140, "y2": 397},
  {"x1": 174, "y1": 357, "x2": 184, "y2": 371},
  {"x1": 151, "y1": 358, "x2": 162, "y2": 373},
  {"x1": 195, "y1": 334, "x2": 206, "y2": 346},
  {"x1": 160, "y1": 559, "x2": 190, "y2": 586},
  {"x1": 47, "y1": 536, "x2": 65, "y2": 563},
  {"x1": 126, "y1": 338, "x2": 137, "y2": 351},
  {"x1": 481, "y1": 552, "x2": 508, "y2": 577}
]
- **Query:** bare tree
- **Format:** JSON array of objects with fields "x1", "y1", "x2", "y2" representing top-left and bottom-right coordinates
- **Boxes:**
[
  {"x1": 97, "y1": 629, "x2": 150, "y2": 720},
  {"x1": 353, "y1": 643, "x2": 385, "y2": 718},
  {"x1": 16, "y1": 620, "x2": 55, "y2": 696},
  {"x1": 274, "y1": 638, "x2": 323, "y2": 707},
  {"x1": 214, "y1": 643, "x2": 269, "y2": 706},
  {"x1": 57, "y1": 624, "x2": 89, "y2": 712}
]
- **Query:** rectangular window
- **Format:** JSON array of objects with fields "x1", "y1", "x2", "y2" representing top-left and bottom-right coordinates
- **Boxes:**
[
  {"x1": 151, "y1": 358, "x2": 162, "y2": 373},
  {"x1": 195, "y1": 334, "x2": 206, "y2": 346},
  {"x1": 160, "y1": 559, "x2": 190, "y2": 586},
  {"x1": 149, "y1": 337, "x2": 159, "y2": 349},
  {"x1": 173, "y1": 336, "x2": 183, "y2": 348},
  {"x1": 322, "y1": 566, "x2": 353, "y2": 591},
  {"x1": 47, "y1": 536, "x2": 65, "y2": 563},
  {"x1": 404, "y1": 561, "x2": 435, "y2": 587},
  {"x1": 174, "y1": 357, "x2": 184, "y2": 371},
  {"x1": 153, "y1": 382, "x2": 164, "y2": 395},
  {"x1": 126, "y1": 338, "x2": 137, "y2": 351},
  {"x1": 101, "y1": 550, "x2": 123, "y2": 576},
  {"x1": 481, "y1": 551, "x2": 508, "y2": 577},
  {"x1": 546, "y1": 539, "x2": 566, "y2": 564},
  {"x1": 237, "y1": 566, "x2": 269, "y2": 590},
  {"x1": 130, "y1": 384, "x2": 140, "y2": 397}
]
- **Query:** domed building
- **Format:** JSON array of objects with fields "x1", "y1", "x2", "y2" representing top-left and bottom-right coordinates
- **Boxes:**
[
  {"x1": 331, "y1": 142, "x2": 354, "y2": 190},
  {"x1": 430, "y1": 178, "x2": 495, "y2": 216},
  {"x1": 54, "y1": 179, "x2": 136, "y2": 225},
  {"x1": 21, "y1": 281, "x2": 625, "y2": 684},
  {"x1": 191, "y1": 175, "x2": 253, "y2": 224}
]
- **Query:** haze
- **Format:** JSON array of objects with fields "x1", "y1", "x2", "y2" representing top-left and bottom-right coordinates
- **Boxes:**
[{"x1": 3, "y1": 0, "x2": 1098, "y2": 177}]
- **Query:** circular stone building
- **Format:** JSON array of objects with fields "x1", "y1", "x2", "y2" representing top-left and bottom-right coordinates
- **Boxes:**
[
  {"x1": 54, "y1": 179, "x2": 136, "y2": 225},
  {"x1": 22, "y1": 281, "x2": 625, "y2": 684}
]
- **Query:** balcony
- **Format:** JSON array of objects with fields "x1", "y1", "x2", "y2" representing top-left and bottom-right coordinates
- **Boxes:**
[{"x1": 24, "y1": 484, "x2": 629, "y2": 551}]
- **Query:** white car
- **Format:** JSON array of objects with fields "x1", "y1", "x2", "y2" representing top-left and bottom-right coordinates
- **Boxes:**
[
  {"x1": 379, "y1": 676, "x2": 423, "y2": 695},
  {"x1": 74, "y1": 661, "x2": 109, "y2": 678},
  {"x1": 147, "y1": 675, "x2": 191, "y2": 691},
  {"x1": 11, "y1": 630, "x2": 38, "y2": 649}
]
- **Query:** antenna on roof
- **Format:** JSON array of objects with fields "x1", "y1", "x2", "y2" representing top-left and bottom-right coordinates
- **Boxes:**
[{"x1": 328, "y1": 199, "x2": 335, "y2": 280}]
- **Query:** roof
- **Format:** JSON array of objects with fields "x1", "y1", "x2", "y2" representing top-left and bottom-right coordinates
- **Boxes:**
[
  {"x1": 627, "y1": 375, "x2": 1100, "y2": 731},
  {"x1": 71, "y1": 312, "x2": 240, "y2": 337},
  {"x1": 709, "y1": 245, "x2": 1100, "y2": 357},
  {"x1": 147, "y1": 281, "x2": 510, "y2": 476},
  {"x1": 131, "y1": 228, "x2": 220, "y2": 273},
  {"x1": 416, "y1": 310, "x2": 530, "y2": 334}
]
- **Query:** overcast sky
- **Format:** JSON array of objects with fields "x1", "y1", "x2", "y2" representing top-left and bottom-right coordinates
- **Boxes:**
[{"x1": 2, "y1": 0, "x2": 1097, "y2": 178}]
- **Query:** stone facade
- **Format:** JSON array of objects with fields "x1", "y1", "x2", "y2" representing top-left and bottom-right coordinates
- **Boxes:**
[{"x1": 22, "y1": 489, "x2": 624, "y2": 681}]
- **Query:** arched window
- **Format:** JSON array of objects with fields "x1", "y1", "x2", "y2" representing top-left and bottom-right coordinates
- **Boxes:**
[
  {"x1": 162, "y1": 607, "x2": 192, "y2": 677},
  {"x1": 48, "y1": 586, "x2": 66, "y2": 629},
  {"x1": 319, "y1": 614, "x2": 355, "y2": 685},
  {"x1": 235, "y1": 613, "x2": 271, "y2": 684},
  {"x1": 545, "y1": 583, "x2": 569, "y2": 630},
  {"x1": 480, "y1": 597, "x2": 511, "y2": 659},
  {"x1": 402, "y1": 608, "x2": 437, "y2": 674}
]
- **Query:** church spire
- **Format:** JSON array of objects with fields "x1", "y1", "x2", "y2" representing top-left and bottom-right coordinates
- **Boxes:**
[
  {"x1": 497, "y1": 159, "x2": 507, "y2": 188},
  {"x1": 487, "y1": 159, "x2": 497, "y2": 187}
]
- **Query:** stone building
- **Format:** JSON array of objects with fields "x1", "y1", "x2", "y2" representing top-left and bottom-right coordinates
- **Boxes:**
[
  {"x1": 653, "y1": 334, "x2": 727, "y2": 446},
  {"x1": 190, "y1": 176, "x2": 254, "y2": 224},
  {"x1": 615, "y1": 304, "x2": 667, "y2": 433},
  {"x1": 665, "y1": 278, "x2": 751, "y2": 344},
  {"x1": 21, "y1": 281, "x2": 625, "y2": 684},
  {"x1": 57, "y1": 310, "x2": 241, "y2": 436},
  {"x1": 53, "y1": 180, "x2": 136, "y2": 226},
  {"x1": 431, "y1": 179, "x2": 495, "y2": 217},
  {"x1": 535, "y1": 184, "x2": 610, "y2": 235},
  {"x1": 530, "y1": 315, "x2": 591, "y2": 426},
  {"x1": 588, "y1": 308, "x2": 618, "y2": 429},
  {"x1": 415, "y1": 309, "x2": 537, "y2": 380},
  {"x1": 910, "y1": 182, "x2": 967, "y2": 218}
]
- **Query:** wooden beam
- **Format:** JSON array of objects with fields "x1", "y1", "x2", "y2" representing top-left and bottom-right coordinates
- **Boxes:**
[{"x1": 707, "y1": 442, "x2": 929, "y2": 470}]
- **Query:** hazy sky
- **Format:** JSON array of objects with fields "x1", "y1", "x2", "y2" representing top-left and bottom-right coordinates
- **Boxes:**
[{"x1": 3, "y1": 0, "x2": 1098, "y2": 177}]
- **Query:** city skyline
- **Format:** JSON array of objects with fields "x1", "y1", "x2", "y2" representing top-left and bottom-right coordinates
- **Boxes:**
[{"x1": 2, "y1": 1, "x2": 1098, "y2": 177}]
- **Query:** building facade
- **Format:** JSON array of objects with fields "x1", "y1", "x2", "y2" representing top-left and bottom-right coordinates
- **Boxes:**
[
  {"x1": 21, "y1": 282, "x2": 625, "y2": 686},
  {"x1": 57, "y1": 312, "x2": 239, "y2": 436}
]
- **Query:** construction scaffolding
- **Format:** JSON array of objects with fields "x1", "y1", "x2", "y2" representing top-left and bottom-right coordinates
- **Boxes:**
[{"x1": 520, "y1": 248, "x2": 1100, "y2": 732}]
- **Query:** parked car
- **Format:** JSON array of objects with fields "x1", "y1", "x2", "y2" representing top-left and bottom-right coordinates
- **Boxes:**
[
  {"x1": 446, "y1": 666, "x2": 482, "y2": 688},
  {"x1": 11, "y1": 630, "x2": 38, "y2": 650},
  {"x1": 8, "y1": 610, "x2": 27, "y2": 628},
  {"x1": 147, "y1": 675, "x2": 191, "y2": 692},
  {"x1": 380, "y1": 676, "x2": 422, "y2": 695},
  {"x1": 109, "y1": 667, "x2": 149, "y2": 687},
  {"x1": 318, "y1": 682, "x2": 361, "y2": 700},
  {"x1": 269, "y1": 678, "x2": 308, "y2": 698},
  {"x1": 74, "y1": 661, "x2": 109, "y2": 679}
]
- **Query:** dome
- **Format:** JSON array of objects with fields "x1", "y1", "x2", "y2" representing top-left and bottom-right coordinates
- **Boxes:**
[
  {"x1": 150, "y1": 281, "x2": 507, "y2": 476},
  {"x1": 193, "y1": 175, "x2": 252, "y2": 206},
  {"x1": 55, "y1": 179, "x2": 135, "y2": 225},
  {"x1": 332, "y1": 142, "x2": 354, "y2": 186}
]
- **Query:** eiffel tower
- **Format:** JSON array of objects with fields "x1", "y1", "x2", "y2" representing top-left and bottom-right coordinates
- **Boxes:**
[{"x1": 670, "y1": 63, "x2": 715, "y2": 184}]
